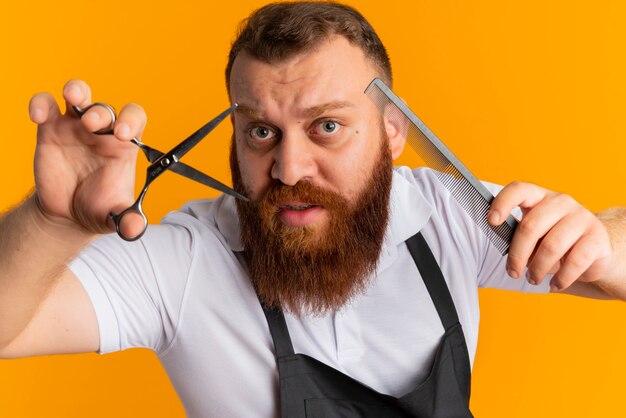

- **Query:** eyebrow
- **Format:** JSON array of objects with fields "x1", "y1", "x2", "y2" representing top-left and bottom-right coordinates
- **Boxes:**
[
  {"x1": 303, "y1": 101, "x2": 355, "y2": 118},
  {"x1": 235, "y1": 100, "x2": 355, "y2": 120},
  {"x1": 235, "y1": 104, "x2": 265, "y2": 120}
]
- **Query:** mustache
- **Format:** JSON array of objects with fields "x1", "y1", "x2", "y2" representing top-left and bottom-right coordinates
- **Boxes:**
[
  {"x1": 231, "y1": 128, "x2": 393, "y2": 315},
  {"x1": 257, "y1": 180, "x2": 349, "y2": 213}
]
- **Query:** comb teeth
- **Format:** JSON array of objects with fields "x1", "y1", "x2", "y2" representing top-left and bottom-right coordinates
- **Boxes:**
[{"x1": 364, "y1": 78, "x2": 516, "y2": 255}]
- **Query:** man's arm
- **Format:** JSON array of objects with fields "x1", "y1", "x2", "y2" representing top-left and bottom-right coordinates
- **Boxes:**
[
  {"x1": 488, "y1": 182, "x2": 626, "y2": 301},
  {"x1": 0, "y1": 196, "x2": 99, "y2": 356},
  {"x1": 0, "y1": 80, "x2": 147, "y2": 357},
  {"x1": 536, "y1": 207, "x2": 626, "y2": 301},
  {"x1": 0, "y1": 196, "x2": 103, "y2": 356},
  {"x1": 584, "y1": 207, "x2": 626, "y2": 300}
]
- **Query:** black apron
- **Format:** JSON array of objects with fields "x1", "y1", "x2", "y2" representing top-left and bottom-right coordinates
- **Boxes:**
[{"x1": 260, "y1": 232, "x2": 474, "y2": 417}]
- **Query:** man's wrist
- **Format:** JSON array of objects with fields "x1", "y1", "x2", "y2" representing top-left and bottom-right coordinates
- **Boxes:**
[
  {"x1": 26, "y1": 193, "x2": 97, "y2": 246},
  {"x1": 590, "y1": 208, "x2": 626, "y2": 300}
]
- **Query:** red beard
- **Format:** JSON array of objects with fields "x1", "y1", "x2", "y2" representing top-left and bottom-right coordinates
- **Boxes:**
[{"x1": 230, "y1": 133, "x2": 393, "y2": 316}]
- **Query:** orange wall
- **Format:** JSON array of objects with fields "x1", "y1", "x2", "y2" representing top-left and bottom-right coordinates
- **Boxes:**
[{"x1": 1, "y1": 1, "x2": 625, "y2": 417}]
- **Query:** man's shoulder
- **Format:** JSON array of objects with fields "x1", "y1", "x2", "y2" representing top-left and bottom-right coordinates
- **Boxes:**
[
  {"x1": 395, "y1": 166, "x2": 442, "y2": 185},
  {"x1": 391, "y1": 165, "x2": 506, "y2": 239},
  {"x1": 160, "y1": 195, "x2": 242, "y2": 251},
  {"x1": 392, "y1": 166, "x2": 453, "y2": 205},
  {"x1": 394, "y1": 165, "x2": 504, "y2": 203},
  {"x1": 161, "y1": 196, "x2": 225, "y2": 226}
]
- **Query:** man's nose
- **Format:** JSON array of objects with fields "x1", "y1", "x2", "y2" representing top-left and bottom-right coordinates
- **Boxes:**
[{"x1": 270, "y1": 133, "x2": 317, "y2": 186}]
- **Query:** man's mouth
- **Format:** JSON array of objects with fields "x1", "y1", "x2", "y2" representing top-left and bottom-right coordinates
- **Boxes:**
[
  {"x1": 277, "y1": 201, "x2": 324, "y2": 227},
  {"x1": 283, "y1": 204, "x2": 315, "y2": 211}
]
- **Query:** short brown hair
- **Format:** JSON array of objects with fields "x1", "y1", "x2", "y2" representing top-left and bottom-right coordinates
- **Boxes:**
[{"x1": 225, "y1": 1, "x2": 392, "y2": 93}]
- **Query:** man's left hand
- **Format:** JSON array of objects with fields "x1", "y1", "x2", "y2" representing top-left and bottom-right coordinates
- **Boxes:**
[{"x1": 488, "y1": 181, "x2": 614, "y2": 293}]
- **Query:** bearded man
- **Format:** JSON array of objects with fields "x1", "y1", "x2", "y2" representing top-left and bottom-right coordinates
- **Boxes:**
[{"x1": 1, "y1": 2, "x2": 625, "y2": 418}]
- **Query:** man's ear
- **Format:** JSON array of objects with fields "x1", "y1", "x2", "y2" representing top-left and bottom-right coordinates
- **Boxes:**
[{"x1": 383, "y1": 101, "x2": 408, "y2": 160}]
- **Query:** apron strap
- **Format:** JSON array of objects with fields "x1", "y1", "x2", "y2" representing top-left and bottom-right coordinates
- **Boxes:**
[
  {"x1": 406, "y1": 231, "x2": 460, "y2": 331},
  {"x1": 260, "y1": 230, "x2": 461, "y2": 358},
  {"x1": 261, "y1": 304, "x2": 296, "y2": 357}
]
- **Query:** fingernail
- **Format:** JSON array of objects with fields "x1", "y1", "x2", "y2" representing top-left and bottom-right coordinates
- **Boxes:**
[
  {"x1": 86, "y1": 111, "x2": 100, "y2": 122},
  {"x1": 507, "y1": 266, "x2": 517, "y2": 279},
  {"x1": 116, "y1": 124, "x2": 131, "y2": 138},
  {"x1": 550, "y1": 283, "x2": 560, "y2": 292},
  {"x1": 30, "y1": 108, "x2": 43, "y2": 123},
  {"x1": 488, "y1": 210, "x2": 500, "y2": 225},
  {"x1": 67, "y1": 84, "x2": 81, "y2": 99}
]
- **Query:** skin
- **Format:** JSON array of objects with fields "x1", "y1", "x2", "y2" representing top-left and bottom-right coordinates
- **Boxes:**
[
  {"x1": 489, "y1": 184, "x2": 623, "y2": 297},
  {"x1": 229, "y1": 36, "x2": 405, "y2": 233},
  {"x1": 0, "y1": 35, "x2": 624, "y2": 359}
]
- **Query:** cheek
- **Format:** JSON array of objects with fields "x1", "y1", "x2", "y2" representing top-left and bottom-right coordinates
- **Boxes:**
[
  {"x1": 324, "y1": 132, "x2": 382, "y2": 201},
  {"x1": 236, "y1": 142, "x2": 273, "y2": 201}
]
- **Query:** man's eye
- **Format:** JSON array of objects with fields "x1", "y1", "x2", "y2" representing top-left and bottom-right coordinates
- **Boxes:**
[
  {"x1": 314, "y1": 120, "x2": 341, "y2": 135},
  {"x1": 250, "y1": 126, "x2": 276, "y2": 140}
]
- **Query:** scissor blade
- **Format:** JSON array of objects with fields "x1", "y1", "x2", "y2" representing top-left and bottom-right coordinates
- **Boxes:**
[
  {"x1": 168, "y1": 161, "x2": 249, "y2": 202},
  {"x1": 132, "y1": 138, "x2": 248, "y2": 201},
  {"x1": 165, "y1": 104, "x2": 237, "y2": 162},
  {"x1": 131, "y1": 138, "x2": 163, "y2": 163}
]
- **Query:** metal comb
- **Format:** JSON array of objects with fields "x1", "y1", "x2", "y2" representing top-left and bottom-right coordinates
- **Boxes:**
[{"x1": 365, "y1": 78, "x2": 517, "y2": 255}]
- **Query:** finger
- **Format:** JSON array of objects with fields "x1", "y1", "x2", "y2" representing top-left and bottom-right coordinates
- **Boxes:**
[
  {"x1": 62, "y1": 79, "x2": 92, "y2": 116},
  {"x1": 80, "y1": 104, "x2": 117, "y2": 134},
  {"x1": 550, "y1": 234, "x2": 604, "y2": 291},
  {"x1": 521, "y1": 239, "x2": 561, "y2": 279},
  {"x1": 29, "y1": 92, "x2": 61, "y2": 124},
  {"x1": 116, "y1": 211, "x2": 147, "y2": 241},
  {"x1": 114, "y1": 103, "x2": 147, "y2": 141},
  {"x1": 507, "y1": 194, "x2": 581, "y2": 279},
  {"x1": 488, "y1": 182, "x2": 548, "y2": 226},
  {"x1": 525, "y1": 210, "x2": 591, "y2": 285},
  {"x1": 548, "y1": 259, "x2": 561, "y2": 275}
]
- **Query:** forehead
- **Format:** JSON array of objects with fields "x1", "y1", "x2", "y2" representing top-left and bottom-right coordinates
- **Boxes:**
[{"x1": 229, "y1": 36, "x2": 379, "y2": 115}]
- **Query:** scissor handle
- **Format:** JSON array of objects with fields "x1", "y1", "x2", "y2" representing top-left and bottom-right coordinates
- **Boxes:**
[
  {"x1": 72, "y1": 103, "x2": 117, "y2": 135},
  {"x1": 109, "y1": 187, "x2": 149, "y2": 241}
]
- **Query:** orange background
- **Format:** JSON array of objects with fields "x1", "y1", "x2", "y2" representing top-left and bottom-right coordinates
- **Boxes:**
[{"x1": 1, "y1": 1, "x2": 626, "y2": 417}]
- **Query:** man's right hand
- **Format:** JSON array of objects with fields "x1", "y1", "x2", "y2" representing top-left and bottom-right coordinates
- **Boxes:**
[
  {"x1": 29, "y1": 79, "x2": 147, "y2": 234},
  {"x1": 0, "y1": 79, "x2": 148, "y2": 356}
]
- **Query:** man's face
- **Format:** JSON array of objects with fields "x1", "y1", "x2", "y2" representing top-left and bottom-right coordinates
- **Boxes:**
[
  {"x1": 229, "y1": 36, "x2": 397, "y2": 231},
  {"x1": 228, "y1": 36, "x2": 403, "y2": 314}
]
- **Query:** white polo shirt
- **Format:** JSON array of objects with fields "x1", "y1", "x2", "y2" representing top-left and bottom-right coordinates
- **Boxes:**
[{"x1": 70, "y1": 166, "x2": 550, "y2": 418}]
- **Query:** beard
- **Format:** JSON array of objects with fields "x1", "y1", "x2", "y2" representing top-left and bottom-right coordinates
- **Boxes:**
[{"x1": 230, "y1": 131, "x2": 393, "y2": 316}]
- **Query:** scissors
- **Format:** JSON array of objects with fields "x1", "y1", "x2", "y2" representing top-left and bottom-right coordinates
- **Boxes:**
[{"x1": 73, "y1": 102, "x2": 248, "y2": 241}]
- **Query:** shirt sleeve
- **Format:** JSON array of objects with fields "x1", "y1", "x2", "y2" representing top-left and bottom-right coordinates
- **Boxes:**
[{"x1": 69, "y1": 219, "x2": 195, "y2": 354}]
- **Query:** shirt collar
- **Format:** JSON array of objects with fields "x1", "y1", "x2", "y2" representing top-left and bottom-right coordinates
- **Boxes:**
[
  {"x1": 377, "y1": 167, "x2": 433, "y2": 272},
  {"x1": 212, "y1": 167, "x2": 433, "y2": 267}
]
